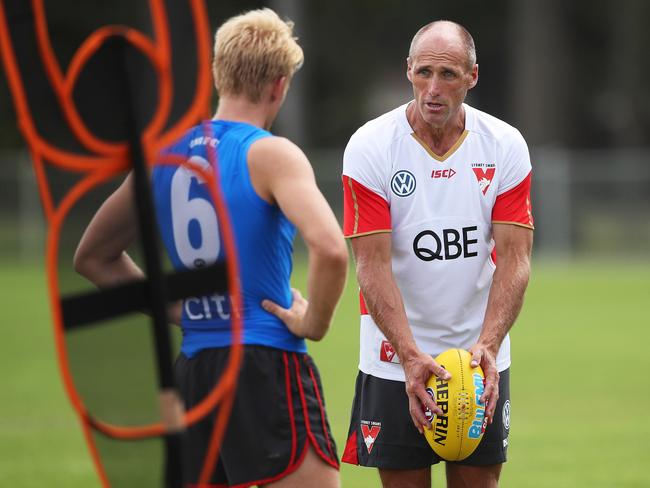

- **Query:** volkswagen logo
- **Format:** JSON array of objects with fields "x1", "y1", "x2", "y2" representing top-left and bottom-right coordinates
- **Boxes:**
[
  {"x1": 391, "y1": 170, "x2": 416, "y2": 197},
  {"x1": 502, "y1": 400, "x2": 510, "y2": 431}
]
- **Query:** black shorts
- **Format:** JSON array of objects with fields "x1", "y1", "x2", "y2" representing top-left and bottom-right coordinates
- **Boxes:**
[
  {"x1": 342, "y1": 369, "x2": 511, "y2": 469},
  {"x1": 175, "y1": 346, "x2": 339, "y2": 487}
]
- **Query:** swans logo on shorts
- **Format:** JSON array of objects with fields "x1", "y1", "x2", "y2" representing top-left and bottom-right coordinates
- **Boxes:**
[
  {"x1": 360, "y1": 420, "x2": 382, "y2": 453},
  {"x1": 391, "y1": 170, "x2": 416, "y2": 197}
]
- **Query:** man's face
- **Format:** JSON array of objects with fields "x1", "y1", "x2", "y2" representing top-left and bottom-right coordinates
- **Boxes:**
[{"x1": 407, "y1": 29, "x2": 477, "y2": 129}]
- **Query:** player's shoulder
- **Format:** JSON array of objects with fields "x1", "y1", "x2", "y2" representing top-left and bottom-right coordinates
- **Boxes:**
[
  {"x1": 465, "y1": 104, "x2": 526, "y2": 147},
  {"x1": 250, "y1": 134, "x2": 303, "y2": 159},
  {"x1": 347, "y1": 103, "x2": 412, "y2": 151},
  {"x1": 249, "y1": 135, "x2": 311, "y2": 177}
]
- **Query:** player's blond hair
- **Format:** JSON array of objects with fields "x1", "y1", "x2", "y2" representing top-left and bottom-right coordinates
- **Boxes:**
[{"x1": 212, "y1": 8, "x2": 304, "y2": 103}]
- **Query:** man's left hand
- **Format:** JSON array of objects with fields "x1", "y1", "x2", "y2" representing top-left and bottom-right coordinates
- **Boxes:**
[{"x1": 468, "y1": 343, "x2": 500, "y2": 424}]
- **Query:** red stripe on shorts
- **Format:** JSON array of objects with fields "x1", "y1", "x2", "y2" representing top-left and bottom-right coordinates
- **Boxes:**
[
  {"x1": 305, "y1": 357, "x2": 337, "y2": 463},
  {"x1": 283, "y1": 352, "x2": 297, "y2": 467},
  {"x1": 293, "y1": 354, "x2": 339, "y2": 469}
]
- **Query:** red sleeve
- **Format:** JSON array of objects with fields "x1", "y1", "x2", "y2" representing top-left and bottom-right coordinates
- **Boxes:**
[
  {"x1": 492, "y1": 171, "x2": 534, "y2": 229},
  {"x1": 342, "y1": 175, "x2": 391, "y2": 237}
]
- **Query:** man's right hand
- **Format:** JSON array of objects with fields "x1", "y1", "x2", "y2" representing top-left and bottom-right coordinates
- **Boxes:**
[
  {"x1": 402, "y1": 352, "x2": 452, "y2": 434},
  {"x1": 261, "y1": 288, "x2": 310, "y2": 338}
]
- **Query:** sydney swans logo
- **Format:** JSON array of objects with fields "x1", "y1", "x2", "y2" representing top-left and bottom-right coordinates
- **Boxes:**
[{"x1": 391, "y1": 170, "x2": 416, "y2": 197}]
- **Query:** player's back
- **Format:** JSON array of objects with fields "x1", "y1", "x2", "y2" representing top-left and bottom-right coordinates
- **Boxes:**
[{"x1": 152, "y1": 121, "x2": 306, "y2": 357}]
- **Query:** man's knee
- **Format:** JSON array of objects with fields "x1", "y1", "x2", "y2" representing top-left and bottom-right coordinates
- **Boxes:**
[{"x1": 445, "y1": 463, "x2": 502, "y2": 488}]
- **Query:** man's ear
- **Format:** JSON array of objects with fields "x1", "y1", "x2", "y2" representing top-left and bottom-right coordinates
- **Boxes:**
[
  {"x1": 468, "y1": 64, "x2": 479, "y2": 89},
  {"x1": 406, "y1": 57, "x2": 413, "y2": 82},
  {"x1": 270, "y1": 76, "x2": 289, "y2": 102}
]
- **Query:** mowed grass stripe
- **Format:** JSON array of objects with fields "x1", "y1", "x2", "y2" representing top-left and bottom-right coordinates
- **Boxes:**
[{"x1": 0, "y1": 260, "x2": 648, "y2": 487}]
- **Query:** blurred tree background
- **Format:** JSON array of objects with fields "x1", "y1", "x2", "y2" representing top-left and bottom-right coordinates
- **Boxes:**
[
  {"x1": 1, "y1": 0, "x2": 649, "y2": 259},
  {"x1": 0, "y1": 3, "x2": 648, "y2": 487},
  {"x1": 3, "y1": 0, "x2": 649, "y2": 147}
]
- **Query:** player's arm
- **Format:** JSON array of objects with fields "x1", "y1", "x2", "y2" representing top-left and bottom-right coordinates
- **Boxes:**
[
  {"x1": 73, "y1": 174, "x2": 143, "y2": 285},
  {"x1": 73, "y1": 174, "x2": 182, "y2": 324},
  {"x1": 470, "y1": 223, "x2": 532, "y2": 422},
  {"x1": 249, "y1": 137, "x2": 348, "y2": 341},
  {"x1": 350, "y1": 233, "x2": 450, "y2": 433}
]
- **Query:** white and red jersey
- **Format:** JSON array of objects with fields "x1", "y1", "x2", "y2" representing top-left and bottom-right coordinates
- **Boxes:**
[{"x1": 343, "y1": 102, "x2": 533, "y2": 382}]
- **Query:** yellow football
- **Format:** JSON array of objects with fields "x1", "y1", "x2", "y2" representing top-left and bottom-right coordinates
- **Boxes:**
[{"x1": 423, "y1": 348, "x2": 487, "y2": 461}]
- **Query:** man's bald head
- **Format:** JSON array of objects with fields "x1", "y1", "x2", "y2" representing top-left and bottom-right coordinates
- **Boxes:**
[{"x1": 408, "y1": 20, "x2": 476, "y2": 70}]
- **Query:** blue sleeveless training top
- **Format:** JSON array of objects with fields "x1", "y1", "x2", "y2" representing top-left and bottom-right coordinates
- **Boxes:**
[{"x1": 152, "y1": 120, "x2": 305, "y2": 357}]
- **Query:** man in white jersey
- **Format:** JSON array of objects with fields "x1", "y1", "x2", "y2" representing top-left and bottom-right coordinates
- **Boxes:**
[{"x1": 341, "y1": 20, "x2": 533, "y2": 487}]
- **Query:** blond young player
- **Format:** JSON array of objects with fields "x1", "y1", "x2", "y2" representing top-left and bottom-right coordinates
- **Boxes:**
[{"x1": 75, "y1": 9, "x2": 347, "y2": 487}]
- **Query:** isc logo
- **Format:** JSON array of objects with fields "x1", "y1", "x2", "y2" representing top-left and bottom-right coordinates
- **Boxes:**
[
  {"x1": 431, "y1": 168, "x2": 456, "y2": 179},
  {"x1": 413, "y1": 226, "x2": 479, "y2": 261}
]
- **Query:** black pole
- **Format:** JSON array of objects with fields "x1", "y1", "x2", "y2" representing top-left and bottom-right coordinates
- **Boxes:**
[{"x1": 113, "y1": 37, "x2": 183, "y2": 488}]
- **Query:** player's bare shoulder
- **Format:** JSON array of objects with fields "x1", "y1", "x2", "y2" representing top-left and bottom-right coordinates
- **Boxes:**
[
  {"x1": 249, "y1": 135, "x2": 309, "y2": 170},
  {"x1": 248, "y1": 136, "x2": 314, "y2": 203}
]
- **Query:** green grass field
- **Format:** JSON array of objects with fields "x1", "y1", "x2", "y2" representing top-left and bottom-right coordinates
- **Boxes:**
[{"x1": 1, "y1": 259, "x2": 649, "y2": 487}]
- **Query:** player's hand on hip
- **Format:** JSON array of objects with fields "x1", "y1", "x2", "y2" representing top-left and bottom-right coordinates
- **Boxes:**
[
  {"x1": 262, "y1": 288, "x2": 309, "y2": 337},
  {"x1": 469, "y1": 344, "x2": 500, "y2": 424},
  {"x1": 402, "y1": 352, "x2": 451, "y2": 434}
]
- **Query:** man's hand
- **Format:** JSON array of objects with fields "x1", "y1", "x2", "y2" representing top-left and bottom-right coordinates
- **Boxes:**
[
  {"x1": 262, "y1": 288, "x2": 309, "y2": 338},
  {"x1": 167, "y1": 301, "x2": 182, "y2": 326},
  {"x1": 402, "y1": 352, "x2": 452, "y2": 434},
  {"x1": 469, "y1": 343, "x2": 500, "y2": 423}
]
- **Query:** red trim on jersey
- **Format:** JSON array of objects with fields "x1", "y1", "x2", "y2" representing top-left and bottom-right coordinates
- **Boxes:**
[
  {"x1": 359, "y1": 291, "x2": 369, "y2": 315},
  {"x1": 341, "y1": 430, "x2": 359, "y2": 465},
  {"x1": 492, "y1": 172, "x2": 534, "y2": 228},
  {"x1": 342, "y1": 175, "x2": 391, "y2": 237}
]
